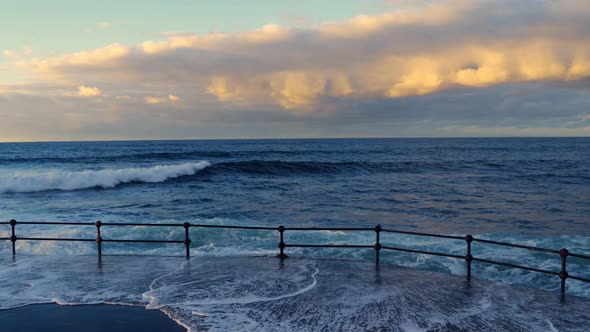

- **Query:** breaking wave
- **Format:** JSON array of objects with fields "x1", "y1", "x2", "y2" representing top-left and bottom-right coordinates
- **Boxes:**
[
  {"x1": 0, "y1": 161, "x2": 210, "y2": 193},
  {"x1": 2, "y1": 159, "x2": 582, "y2": 194}
]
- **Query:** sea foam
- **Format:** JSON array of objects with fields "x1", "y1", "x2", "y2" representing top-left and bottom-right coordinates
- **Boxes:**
[
  {"x1": 0, "y1": 161, "x2": 210, "y2": 193},
  {"x1": 1, "y1": 256, "x2": 588, "y2": 331}
]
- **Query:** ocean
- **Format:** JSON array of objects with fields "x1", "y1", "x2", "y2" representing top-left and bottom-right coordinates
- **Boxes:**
[{"x1": 0, "y1": 138, "x2": 589, "y2": 298}]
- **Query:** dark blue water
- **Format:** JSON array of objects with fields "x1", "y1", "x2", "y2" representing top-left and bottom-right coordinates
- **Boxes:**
[{"x1": 0, "y1": 138, "x2": 589, "y2": 295}]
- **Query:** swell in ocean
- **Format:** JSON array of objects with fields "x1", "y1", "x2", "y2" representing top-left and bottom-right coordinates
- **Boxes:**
[
  {"x1": 0, "y1": 162, "x2": 210, "y2": 193},
  {"x1": 0, "y1": 138, "x2": 588, "y2": 302},
  {"x1": 1, "y1": 158, "x2": 584, "y2": 194},
  {"x1": 0, "y1": 160, "x2": 459, "y2": 193}
]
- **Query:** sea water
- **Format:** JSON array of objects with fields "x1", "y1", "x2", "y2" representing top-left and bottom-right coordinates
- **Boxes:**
[
  {"x1": 0, "y1": 138, "x2": 588, "y2": 299},
  {"x1": 1, "y1": 255, "x2": 589, "y2": 331}
]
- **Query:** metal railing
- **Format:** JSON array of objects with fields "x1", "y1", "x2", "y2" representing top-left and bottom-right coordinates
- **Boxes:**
[{"x1": 1, "y1": 219, "x2": 589, "y2": 299}]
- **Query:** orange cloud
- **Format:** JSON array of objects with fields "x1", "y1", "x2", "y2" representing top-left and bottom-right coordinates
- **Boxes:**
[
  {"x1": 25, "y1": 43, "x2": 129, "y2": 72},
  {"x1": 144, "y1": 94, "x2": 181, "y2": 104},
  {"x1": 10, "y1": 0, "x2": 590, "y2": 112},
  {"x1": 76, "y1": 85, "x2": 102, "y2": 97}
]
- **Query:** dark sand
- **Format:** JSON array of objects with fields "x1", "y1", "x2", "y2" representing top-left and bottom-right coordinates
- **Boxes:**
[{"x1": 0, "y1": 304, "x2": 186, "y2": 332}]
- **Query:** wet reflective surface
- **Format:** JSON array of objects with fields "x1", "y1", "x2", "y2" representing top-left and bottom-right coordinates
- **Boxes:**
[{"x1": 0, "y1": 255, "x2": 588, "y2": 331}]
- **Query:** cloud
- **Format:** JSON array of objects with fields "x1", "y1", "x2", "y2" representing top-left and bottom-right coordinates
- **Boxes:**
[
  {"x1": 1, "y1": 0, "x2": 590, "y2": 141},
  {"x1": 24, "y1": 43, "x2": 129, "y2": 72},
  {"x1": 85, "y1": 22, "x2": 113, "y2": 33},
  {"x1": 440, "y1": 125, "x2": 590, "y2": 137},
  {"x1": 17, "y1": 0, "x2": 590, "y2": 113},
  {"x1": 3, "y1": 47, "x2": 33, "y2": 60},
  {"x1": 140, "y1": 23, "x2": 291, "y2": 55},
  {"x1": 145, "y1": 94, "x2": 181, "y2": 104},
  {"x1": 76, "y1": 85, "x2": 101, "y2": 97},
  {"x1": 1, "y1": 81, "x2": 589, "y2": 141},
  {"x1": 3, "y1": 50, "x2": 18, "y2": 59}
]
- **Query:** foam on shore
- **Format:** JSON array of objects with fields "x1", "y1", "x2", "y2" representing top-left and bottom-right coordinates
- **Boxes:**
[
  {"x1": 1, "y1": 218, "x2": 588, "y2": 298},
  {"x1": 0, "y1": 255, "x2": 588, "y2": 331}
]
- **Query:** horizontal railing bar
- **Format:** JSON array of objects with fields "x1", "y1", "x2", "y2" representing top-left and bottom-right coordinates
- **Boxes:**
[
  {"x1": 569, "y1": 275, "x2": 590, "y2": 283},
  {"x1": 101, "y1": 223, "x2": 184, "y2": 227},
  {"x1": 4, "y1": 221, "x2": 589, "y2": 265},
  {"x1": 102, "y1": 239, "x2": 184, "y2": 244},
  {"x1": 285, "y1": 244, "x2": 374, "y2": 248},
  {"x1": 18, "y1": 237, "x2": 95, "y2": 242},
  {"x1": 100, "y1": 223, "x2": 277, "y2": 230},
  {"x1": 381, "y1": 229, "x2": 464, "y2": 240},
  {"x1": 0, "y1": 238, "x2": 10, "y2": 241},
  {"x1": 472, "y1": 238, "x2": 560, "y2": 254},
  {"x1": 381, "y1": 246, "x2": 465, "y2": 259},
  {"x1": 190, "y1": 224, "x2": 276, "y2": 230},
  {"x1": 473, "y1": 257, "x2": 559, "y2": 276},
  {"x1": 16, "y1": 221, "x2": 95, "y2": 226},
  {"x1": 286, "y1": 227, "x2": 374, "y2": 231},
  {"x1": 569, "y1": 253, "x2": 590, "y2": 260}
]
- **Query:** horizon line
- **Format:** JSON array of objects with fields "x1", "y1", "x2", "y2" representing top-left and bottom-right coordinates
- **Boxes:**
[{"x1": 1, "y1": 136, "x2": 589, "y2": 144}]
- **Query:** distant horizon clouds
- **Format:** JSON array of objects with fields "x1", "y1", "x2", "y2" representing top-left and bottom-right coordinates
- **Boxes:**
[{"x1": 1, "y1": 0, "x2": 590, "y2": 141}]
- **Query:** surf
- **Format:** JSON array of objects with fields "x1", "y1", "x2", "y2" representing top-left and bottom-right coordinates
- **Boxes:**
[{"x1": 0, "y1": 161, "x2": 210, "y2": 193}]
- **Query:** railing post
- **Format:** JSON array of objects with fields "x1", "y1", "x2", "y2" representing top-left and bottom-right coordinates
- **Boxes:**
[
  {"x1": 10, "y1": 219, "x2": 16, "y2": 256},
  {"x1": 559, "y1": 248, "x2": 569, "y2": 300},
  {"x1": 465, "y1": 235, "x2": 473, "y2": 280},
  {"x1": 184, "y1": 222, "x2": 191, "y2": 259},
  {"x1": 374, "y1": 224, "x2": 382, "y2": 264},
  {"x1": 95, "y1": 220, "x2": 102, "y2": 259},
  {"x1": 277, "y1": 225, "x2": 287, "y2": 259}
]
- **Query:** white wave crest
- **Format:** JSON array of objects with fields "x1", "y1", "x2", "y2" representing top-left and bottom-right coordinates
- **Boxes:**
[{"x1": 0, "y1": 161, "x2": 211, "y2": 193}]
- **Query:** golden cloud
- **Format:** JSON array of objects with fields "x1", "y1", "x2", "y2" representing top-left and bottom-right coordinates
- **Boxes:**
[
  {"x1": 144, "y1": 94, "x2": 181, "y2": 104},
  {"x1": 12, "y1": 0, "x2": 590, "y2": 112},
  {"x1": 77, "y1": 85, "x2": 102, "y2": 97},
  {"x1": 24, "y1": 43, "x2": 129, "y2": 72}
]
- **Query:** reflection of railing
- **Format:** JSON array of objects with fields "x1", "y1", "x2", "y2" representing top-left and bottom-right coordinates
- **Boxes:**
[{"x1": 1, "y1": 219, "x2": 589, "y2": 299}]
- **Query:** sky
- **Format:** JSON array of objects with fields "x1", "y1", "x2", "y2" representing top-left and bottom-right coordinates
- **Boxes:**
[{"x1": 1, "y1": 0, "x2": 590, "y2": 141}]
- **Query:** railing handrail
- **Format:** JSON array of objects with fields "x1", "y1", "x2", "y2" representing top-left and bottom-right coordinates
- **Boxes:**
[
  {"x1": 2, "y1": 220, "x2": 588, "y2": 260},
  {"x1": 7, "y1": 221, "x2": 587, "y2": 258},
  {"x1": 381, "y1": 228, "x2": 465, "y2": 240},
  {"x1": 1, "y1": 219, "x2": 588, "y2": 299}
]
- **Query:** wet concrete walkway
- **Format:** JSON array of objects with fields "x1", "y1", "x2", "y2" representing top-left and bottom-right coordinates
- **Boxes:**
[{"x1": 0, "y1": 255, "x2": 588, "y2": 331}]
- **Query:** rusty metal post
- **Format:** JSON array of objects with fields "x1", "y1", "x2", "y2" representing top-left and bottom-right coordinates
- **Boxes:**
[
  {"x1": 95, "y1": 220, "x2": 102, "y2": 259},
  {"x1": 559, "y1": 248, "x2": 569, "y2": 300},
  {"x1": 183, "y1": 222, "x2": 191, "y2": 259},
  {"x1": 10, "y1": 219, "x2": 16, "y2": 256},
  {"x1": 277, "y1": 225, "x2": 287, "y2": 259},
  {"x1": 465, "y1": 235, "x2": 473, "y2": 280},
  {"x1": 374, "y1": 224, "x2": 382, "y2": 264}
]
